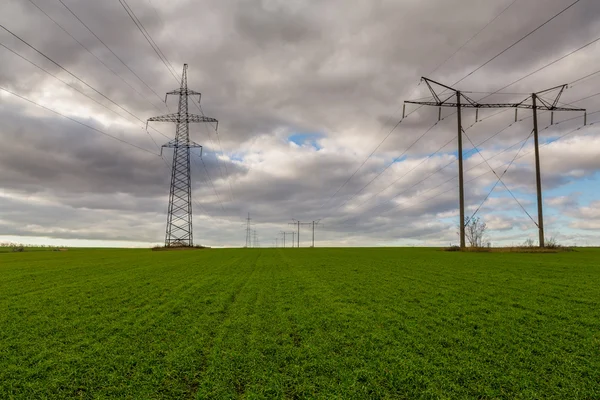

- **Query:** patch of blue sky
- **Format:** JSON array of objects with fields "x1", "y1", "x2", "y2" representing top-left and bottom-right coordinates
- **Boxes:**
[
  {"x1": 228, "y1": 153, "x2": 245, "y2": 162},
  {"x1": 544, "y1": 171, "x2": 599, "y2": 204},
  {"x1": 391, "y1": 149, "x2": 460, "y2": 164},
  {"x1": 288, "y1": 132, "x2": 323, "y2": 150},
  {"x1": 392, "y1": 155, "x2": 408, "y2": 164}
]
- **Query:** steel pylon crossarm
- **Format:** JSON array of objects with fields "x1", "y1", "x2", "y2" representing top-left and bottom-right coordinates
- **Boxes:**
[{"x1": 148, "y1": 113, "x2": 218, "y2": 126}]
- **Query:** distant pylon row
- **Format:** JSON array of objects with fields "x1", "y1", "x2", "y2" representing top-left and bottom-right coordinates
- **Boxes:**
[{"x1": 276, "y1": 219, "x2": 321, "y2": 248}]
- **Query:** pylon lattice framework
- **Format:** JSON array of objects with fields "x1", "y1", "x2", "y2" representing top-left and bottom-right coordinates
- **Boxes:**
[{"x1": 147, "y1": 64, "x2": 218, "y2": 247}]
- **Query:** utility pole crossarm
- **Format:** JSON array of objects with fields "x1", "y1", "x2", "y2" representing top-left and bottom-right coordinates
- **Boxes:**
[
  {"x1": 404, "y1": 101, "x2": 585, "y2": 112},
  {"x1": 405, "y1": 100, "x2": 586, "y2": 112},
  {"x1": 406, "y1": 78, "x2": 585, "y2": 112}
]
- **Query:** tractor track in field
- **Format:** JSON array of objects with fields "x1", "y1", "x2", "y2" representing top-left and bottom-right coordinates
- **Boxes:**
[{"x1": 185, "y1": 251, "x2": 261, "y2": 398}]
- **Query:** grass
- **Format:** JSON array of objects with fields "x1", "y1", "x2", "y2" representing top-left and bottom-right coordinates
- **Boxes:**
[
  {"x1": 444, "y1": 246, "x2": 575, "y2": 253},
  {"x1": 1, "y1": 248, "x2": 599, "y2": 399}
]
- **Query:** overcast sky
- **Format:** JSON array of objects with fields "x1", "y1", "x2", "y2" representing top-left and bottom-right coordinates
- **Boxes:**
[{"x1": 1, "y1": 0, "x2": 600, "y2": 248}]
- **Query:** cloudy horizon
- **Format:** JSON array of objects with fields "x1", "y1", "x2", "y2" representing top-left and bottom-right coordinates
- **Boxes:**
[{"x1": 1, "y1": 0, "x2": 600, "y2": 248}]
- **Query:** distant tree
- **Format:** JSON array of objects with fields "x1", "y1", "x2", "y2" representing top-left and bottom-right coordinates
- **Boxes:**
[
  {"x1": 522, "y1": 238, "x2": 535, "y2": 248},
  {"x1": 545, "y1": 236, "x2": 560, "y2": 249},
  {"x1": 465, "y1": 217, "x2": 487, "y2": 248}
]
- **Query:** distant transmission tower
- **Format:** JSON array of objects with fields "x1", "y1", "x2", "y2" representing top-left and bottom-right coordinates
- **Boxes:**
[
  {"x1": 147, "y1": 64, "x2": 218, "y2": 247},
  {"x1": 244, "y1": 213, "x2": 253, "y2": 247}
]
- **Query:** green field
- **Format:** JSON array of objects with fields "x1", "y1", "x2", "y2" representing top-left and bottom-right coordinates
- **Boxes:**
[{"x1": 1, "y1": 248, "x2": 599, "y2": 399}]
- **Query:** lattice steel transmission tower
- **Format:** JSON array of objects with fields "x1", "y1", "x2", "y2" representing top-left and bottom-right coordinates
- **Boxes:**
[{"x1": 147, "y1": 64, "x2": 218, "y2": 247}]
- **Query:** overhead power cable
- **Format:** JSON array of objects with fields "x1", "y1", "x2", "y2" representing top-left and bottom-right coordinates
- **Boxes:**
[
  {"x1": 341, "y1": 85, "x2": 595, "y2": 225},
  {"x1": 462, "y1": 128, "x2": 537, "y2": 225},
  {"x1": 334, "y1": 117, "x2": 551, "y2": 227},
  {"x1": 56, "y1": 0, "x2": 164, "y2": 104},
  {"x1": 465, "y1": 129, "x2": 534, "y2": 225},
  {"x1": 569, "y1": 68, "x2": 600, "y2": 87},
  {"x1": 346, "y1": 136, "x2": 457, "y2": 213},
  {"x1": 0, "y1": 41, "x2": 166, "y2": 148},
  {"x1": 0, "y1": 24, "x2": 169, "y2": 141},
  {"x1": 335, "y1": 106, "x2": 520, "y2": 216},
  {"x1": 116, "y1": 0, "x2": 179, "y2": 82},
  {"x1": 481, "y1": 34, "x2": 600, "y2": 99},
  {"x1": 198, "y1": 103, "x2": 235, "y2": 202},
  {"x1": 352, "y1": 116, "x2": 598, "y2": 237},
  {"x1": 353, "y1": 112, "x2": 599, "y2": 234},
  {"x1": 320, "y1": 1, "x2": 519, "y2": 210},
  {"x1": 451, "y1": 0, "x2": 583, "y2": 87},
  {"x1": 429, "y1": 0, "x2": 521, "y2": 78},
  {"x1": 190, "y1": 149, "x2": 226, "y2": 212},
  {"x1": 116, "y1": 0, "x2": 233, "y2": 206},
  {"x1": 333, "y1": 118, "x2": 446, "y2": 212},
  {"x1": 25, "y1": 0, "x2": 163, "y2": 112},
  {"x1": 320, "y1": 112, "x2": 413, "y2": 209},
  {"x1": 0, "y1": 85, "x2": 158, "y2": 156}
]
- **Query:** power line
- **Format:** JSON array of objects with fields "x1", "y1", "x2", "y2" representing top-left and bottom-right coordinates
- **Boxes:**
[
  {"x1": 330, "y1": 121, "x2": 520, "y2": 224},
  {"x1": 481, "y1": 34, "x2": 600, "y2": 98},
  {"x1": 116, "y1": 0, "x2": 179, "y2": 82},
  {"x1": 351, "y1": 126, "x2": 591, "y2": 238},
  {"x1": 352, "y1": 113, "x2": 598, "y2": 235},
  {"x1": 345, "y1": 2, "x2": 591, "y2": 222},
  {"x1": 333, "y1": 118, "x2": 447, "y2": 212},
  {"x1": 116, "y1": 1, "x2": 234, "y2": 207},
  {"x1": 336, "y1": 87, "x2": 596, "y2": 228},
  {"x1": 462, "y1": 128, "x2": 537, "y2": 226},
  {"x1": 0, "y1": 85, "x2": 158, "y2": 156},
  {"x1": 570, "y1": 68, "x2": 600, "y2": 87},
  {"x1": 320, "y1": 114, "x2": 410, "y2": 209},
  {"x1": 429, "y1": 0, "x2": 521, "y2": 77},
  {"x1": 56, "y1": 0, "x2": 164, "y2": 103},
  {"x1": 465, "y1": 129, "x2": 534, "y2": 225},
  {"x1": 333, "y1": 117, "x2": 553, "y2": 227},
  {"x1": 337, "y1": 113, "x2": 507, "y2": 217},
  {"x1": 25, "y1": 0, "x2": 163, "y2": 112},
  {"x1": 342, "y1": 105, "x2": 497, "y2": 216},
  {"x1": 0, "y1": 41, "x2": 166, "y2": 148},
  {"x1": 319, "y1": 1, "x2": 519, "y2": 210},
  {"x1": 451, "y1": 0, "x2": 583, "y2": 87},
  {"x1": 191, "y1": 150, "x2": 226, "y2": 212},
  {"x1": 346, "y1": 136, "x2": 457, "y2": 213},
  {"x1": 0, "y1": 23, "x2": 169, "y2": 140},
  {"x1": 197, "y1": 104, "x2": 235, "y2": 202}
]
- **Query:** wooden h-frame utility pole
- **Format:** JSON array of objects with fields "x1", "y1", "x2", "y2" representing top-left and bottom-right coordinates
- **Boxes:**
[
  {"x1": 280, "y1": 231, "x2": 295, "y2": 248},
  {"x1": 405, "y1": 78, "x2": 586, "y2": 248},
  {"x1": 290, "y1": 219, "x2": 322, "y2": 247}
]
